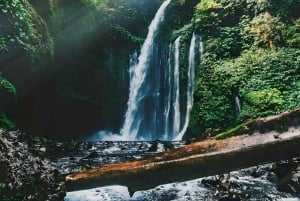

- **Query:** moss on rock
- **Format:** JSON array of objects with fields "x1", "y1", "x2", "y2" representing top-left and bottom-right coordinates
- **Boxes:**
[{"x1": 215, "y1": 108, "x2": 300, "y2": 140}]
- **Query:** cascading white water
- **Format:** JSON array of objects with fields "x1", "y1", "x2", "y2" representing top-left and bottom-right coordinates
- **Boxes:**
[
  {"x1": 199, "y1": 36, "x2": 204, "y2": 62},
  {"x1": 163, "y1": 43, "x2": 173, "y2": 141},
  {"x1": 97, "y1": 32, "x2": 201, "y2": 141},
  {"x1": 235, "y1": 96, "x2": 242, "y2": 114},
  {"x1": 120, "y1": 0, "x2": 171, "y2": 141},
  {"x1": 129, "y1": 51, "x2": 138, "y2": 81},
  {"x1": 98, "y1": 30, "x2": 201, "y2": 141},
  {"x1": 172, "y1": 36, "x2": 181, "y2": 139},
  {"x1": 175, "y1": 33, "x2": 202, "y2": 141}
]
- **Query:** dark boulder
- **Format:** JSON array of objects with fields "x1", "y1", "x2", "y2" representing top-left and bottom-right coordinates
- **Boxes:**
[
  {"x1": 0, "y1": 129, "x2": 66, "y2": 201},
  {"x1": 278, "y1": 163, "x2": 300, "y2": 194}
]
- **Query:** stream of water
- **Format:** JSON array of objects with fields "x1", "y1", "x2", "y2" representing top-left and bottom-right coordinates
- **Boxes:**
[{"x1": 49, "y1": 141, "x2": 300, "y2": 201}]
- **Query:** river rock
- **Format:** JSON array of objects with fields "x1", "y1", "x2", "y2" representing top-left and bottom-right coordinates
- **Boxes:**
[
  {"x1": 0, "y1": 129, "x2": 66, "y2": 200},
  {"x1": 279, "y1": 163, "x2": 300, "y2": 193}
]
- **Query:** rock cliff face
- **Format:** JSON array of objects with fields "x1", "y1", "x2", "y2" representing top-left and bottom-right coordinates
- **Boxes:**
[
  {"x1": 0, "y1": 129, "x2": 66, "y2": 200},
  {"x1": 0, "y1": 0, "x2": 200, "y2": 139},
  {"x1": 1, "y1": 0, "x2": 169, "y2": 138}
]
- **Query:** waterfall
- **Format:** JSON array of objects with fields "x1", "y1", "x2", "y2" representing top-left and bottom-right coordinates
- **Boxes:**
[
  {"x1": 235, "y1": 96, "x2": 241, "y2": 114},
  {"x1": 116, "y1": 0, "x2": 201, "y2": 141},
  {"x1": 172, "y1": 36, "x2": 181, "y2": 139},
  {"x1": 199, "y1": 36, "x2": 204, "y2": 62},
  {"x1": 120, "y1": 0, "x2": 171, "y2": 141},
  {"x1": 91, "y1": 2, "x2": 203, "y2": 141},
  {"x1": 129, "y1": 51, "x2": 138, "y2": 81},
  {"x1": 163, "y1": 43, "x2": 173, "y2": 141},
  {"x1": 175, "y1": 33, "x2": 201, "y2": 141}
]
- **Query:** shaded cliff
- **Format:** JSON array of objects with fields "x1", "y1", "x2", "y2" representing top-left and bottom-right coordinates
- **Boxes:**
[
  {"x1": 1, "y1": 0, "x2": 181, "y2": 138},
  {"x1": 0, "y1": 0, "x2": 299, "y2": 140}
]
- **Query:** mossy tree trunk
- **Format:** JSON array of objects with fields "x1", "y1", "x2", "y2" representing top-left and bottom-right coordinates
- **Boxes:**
[{"x1": 66, "y1": 109, "x2": 300, "y2": 194}]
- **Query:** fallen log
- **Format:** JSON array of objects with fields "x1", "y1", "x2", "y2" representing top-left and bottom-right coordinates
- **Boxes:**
[{"x1": 66, "y1": 109, "x2": 300, "y2": 194}]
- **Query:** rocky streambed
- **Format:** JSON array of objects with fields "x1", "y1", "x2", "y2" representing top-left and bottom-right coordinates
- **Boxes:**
[
  {"x1": 42, "y1": 139, "x2": 300, "y2": 201},
  {"x1": 64, "y1": 168, "x2": 299, "y2": 201},
  {"x1": 0, "y1": 130, "x2": 66, "y2": 201},
  {"x1": 1, "y1": 130, "x2": 300, "y2": 201}
]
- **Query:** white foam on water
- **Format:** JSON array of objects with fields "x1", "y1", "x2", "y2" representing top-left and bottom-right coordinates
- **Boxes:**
[
  {"x1": 65, "y1": 186, "x2": 130, "y2": 201},
  {"x1": 157, "y1": 142, "x2": 165, "y2": 152},
  {"x1": 102, "y1": 146, "x2": 121, "y2": 154},
  {"x1": 85, "y1": 131, "x2": 117, "y2": 142}
]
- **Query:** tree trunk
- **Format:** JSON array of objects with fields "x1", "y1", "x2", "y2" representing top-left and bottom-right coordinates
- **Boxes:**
[{"x1": 66, "y1": 109, "x2": 300, "y2": 194}]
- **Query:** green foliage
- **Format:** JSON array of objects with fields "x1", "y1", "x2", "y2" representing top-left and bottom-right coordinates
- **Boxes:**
[
  {"x1": 0, "y1": 183, "x2": 27, "y2": 201},
  {"x1": 205, "y1": 26, "x2": 242, "y2": 58},
  {"x1": 196, "y1": 0, "x2": 220, "y2": 11},
  {"x1": 0, "y1": 113, "x2": 16, "y2": 131},
  {"x1": 0, "y1": 76, "x2": 16, "y2": 130},
  {"x1": 0, "y1": 0, "x2": 53, "y2": 61},
  {"x1": 215, "y1": 120, "x2": 255, "y2": 140},
  {"x1": 249, "y1": 12, "x2": 285, "y2": 48},
  {"x1": 0, "y1": 76, "x2": 17, "y2": 98},
  {"x1": 190, "y1": 90, "x2": 235, "y2": 136},
  {"x1": 238, "y1": 88, "x2": 284, "y2": 122},
  {"x1": 194, "y1": 0, "x2": 298, "y2": 49},
  {"x1": 0, "y1": 35, "x2": 8, "y2": 52},
  {"x1": 286, "y1": 19, "x2": 300, "y2": 48},
  {"x1": 171, "y1": 23, "x2": 193, "y2": 41},
  {"x1": 194, "y1": 0, "x2": 221, "y2": 34},
  {"x1": 282, "y1": 80, "x2": 300, "y2": 110},
  {"x1": 245, "y1": 88, "x2": 283, "y2": 107},
  {"x1": 190, "y1": 47, "x2": 300, "y2": 138},
  {"x1": 245, "y1": 0, "x2": 270, "y2": 15},
  {"x1": 110, "y1": 24, "x2": 144, "y2": 43},
  {"x1": 270, "y1": 0, "x2": 295, "y2": 20},
  {"x1": 81, "y1": 0, "x2": 108, "y2": 7}
]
